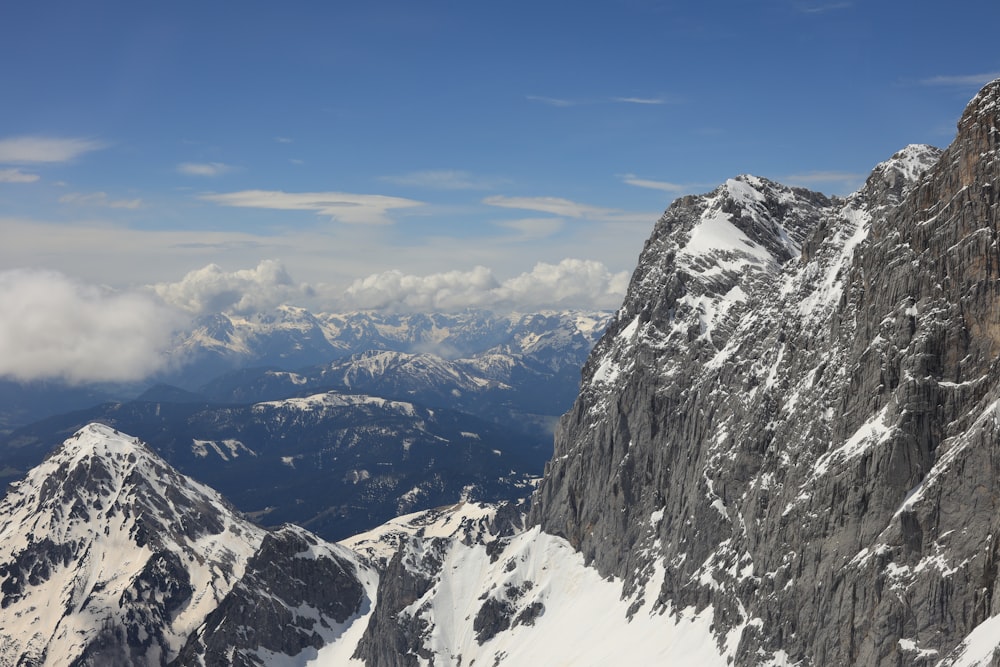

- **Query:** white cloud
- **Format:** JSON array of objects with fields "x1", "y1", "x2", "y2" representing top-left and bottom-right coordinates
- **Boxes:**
[
  {"x1": 344, "y1": 259, "x2": 629, "y2": 312},
  {"x1": 201, "y1": 189, "x2": 424, "y2": 225},
  {"x1": 621, "y1": 174, "x2": 688, "y2": 193},
  {"x1": 152, "y1": 259, "x2": 315, "y2": 315},
  {"x1": 177, "y1": 161, "x2": 234, "y2": 176},
  {"x1": 794, "y1": 1, "x2": 852, "y2": 13},
  {"x1": 526, "y1": 95, "x2": 577, "y2": 107},
  {"x1": 919, "y1": 72, "x2": 1000, "y2": 87},
  {"x1": 0, "y1": 168, "x2": 40, "y2": 183},
  {"x1": 382, "y1": 169, "x2": 498, "y2": 190},
  {"x1": 0, "y1": 136, "x2": 105, "y2": 164},
  {"x1": 58, "y1": 191, "x2": 143, "y2": 209},
  {"x1": 484, "y1": 195, "x2": 653, "y2": 224},
  {"x1": 274, "y1": 137, "x2": 293, "y2": 143},
  {"x1": 612, "y1": 97, "x2": 667, "y2": 105},
  {"x1": 0, "y1": 269, "x2": 184, "y2": 384}
]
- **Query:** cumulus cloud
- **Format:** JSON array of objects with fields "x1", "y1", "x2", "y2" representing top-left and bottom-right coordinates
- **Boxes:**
[
  {"x1": 201, "y1": 190, "x2": 424, "y2": 225},
  {"x1": 0, "y1": 168, "x2": 40, "y2": 183},
  {"x1": 0, "y1": 136, "x2": 105, "y2": 163},
  {"x1": 177, "y1": 161, "x2": 234, "y2": 176},
  {"x1": 152, "y1": 259, "x2": 315, "y2": 315},
  {"x1": 0, "y1": 270, "x2": 184, "y2": 384},
  {"x1": 58, "y1": 191, "x2": 143, "y2": 209},
  {"x1": 344, "y1": 259, "x2": 629, "y2": 312}
]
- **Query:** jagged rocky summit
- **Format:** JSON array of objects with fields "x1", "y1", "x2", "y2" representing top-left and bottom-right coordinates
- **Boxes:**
[
  {"x1": 531, "y1": 79, "x2": 1000, "y2": 664},
  {"x1": 0, "y1": 423, "x2": 374, "y2": 667}
]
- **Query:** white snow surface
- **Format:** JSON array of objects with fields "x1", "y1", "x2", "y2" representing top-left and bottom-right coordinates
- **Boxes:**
[{"x1": 325, "y1": 503, "x2": 728, "y2": 667}]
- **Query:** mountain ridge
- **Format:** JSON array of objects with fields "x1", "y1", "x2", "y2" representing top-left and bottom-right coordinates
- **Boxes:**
[{"x1": 529, "y1": 79, "x2": 1000, "y2": 665}]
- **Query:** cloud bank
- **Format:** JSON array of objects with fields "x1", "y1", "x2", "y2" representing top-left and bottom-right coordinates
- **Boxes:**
[
  {"x1": 0, "y1": 270, "x2": 183, "y2": 384},
  {"x1": 344, "y1": 259, "x2": 629, "y2": 312},
  {"x1": 152, "y1": 259, "x2": 315, "y2": 315}
]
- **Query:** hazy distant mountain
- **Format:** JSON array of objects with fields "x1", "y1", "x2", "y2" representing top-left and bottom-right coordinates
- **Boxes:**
[
  {"x1": 168, "y1": 308, "x2": 611, "y2": 388},
  {"x1": 0, "y1": 309, "x2": 611, "y2": 436}
]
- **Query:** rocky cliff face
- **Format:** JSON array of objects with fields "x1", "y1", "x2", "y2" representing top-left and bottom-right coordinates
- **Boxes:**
[{"x1": 531, "y1": 80, "x2": 1000, "y2": 665}]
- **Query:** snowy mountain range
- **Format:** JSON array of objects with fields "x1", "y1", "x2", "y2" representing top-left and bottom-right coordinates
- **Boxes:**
[
  {"x1": 3, "y1": 78, "x2": 1000, "y2": 665},
  {"x1": 0, "y1": 309, "x2": 610, "y2": 435},
  {"x1": 170, "y1": 309, "x2": 611, "y2": 388}
]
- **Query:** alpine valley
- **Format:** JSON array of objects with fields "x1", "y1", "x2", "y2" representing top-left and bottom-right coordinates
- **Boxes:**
[{"x1": 3, "y1": 79, "x2": 1000, "y2": 666}]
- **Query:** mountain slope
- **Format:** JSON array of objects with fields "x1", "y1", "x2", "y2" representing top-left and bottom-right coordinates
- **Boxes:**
[
  {"x1": 529, "y1": 80, "x2": 1000, "y2": 665},
  {"x1": 0, "y1": 423, "x2": 372, "y2": 666}
]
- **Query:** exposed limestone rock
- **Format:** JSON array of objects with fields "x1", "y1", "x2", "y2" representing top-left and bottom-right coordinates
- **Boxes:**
[{"x1": 531, "y1": 79, "x2": 1000, "y2": 665}]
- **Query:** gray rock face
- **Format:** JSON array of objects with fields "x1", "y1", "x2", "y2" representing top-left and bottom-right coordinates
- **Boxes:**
[
  {"x1": 172, "y1": 525, "x2": 366, "y2": 666},
  {"x1": 531, "y1": 80, "x2": 1000, "y2": 665}
]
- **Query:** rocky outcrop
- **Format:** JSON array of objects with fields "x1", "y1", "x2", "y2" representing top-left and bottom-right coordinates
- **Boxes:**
[
  {"x1": 172, "y1": 525, "x2": 366, "y2": 666},
  {"x1": 531, "y1": 80, "x2": 1000, "y2": 665}
]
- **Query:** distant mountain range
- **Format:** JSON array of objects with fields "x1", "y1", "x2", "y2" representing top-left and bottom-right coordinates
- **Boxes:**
[
  {"x1": 0, "y1": 309, "x2": 611, "y2": 434},
  {"x1": 0, "y1": 309, "x2": 610, "y2": 540}
]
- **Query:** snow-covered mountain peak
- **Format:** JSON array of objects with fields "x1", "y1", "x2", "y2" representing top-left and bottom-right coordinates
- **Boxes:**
[{"x1": 0, "y1": 423, "x2": 372, "y2": 666}]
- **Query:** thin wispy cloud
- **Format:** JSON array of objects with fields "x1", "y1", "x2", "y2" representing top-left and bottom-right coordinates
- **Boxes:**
[
  {"x1": 612, "y1": 97, "x2": 667, "y2": 105},
  {"x1": 526, "y1": 95, "x2": 577, "y2": 107},
  {"x1": 795, "y1": 1, "x2": 852, "y2": 13},
  {"x1": 201, "y1": 190, "x2": 424, "y2": 225},
  {"x1": 484, "y1": 195, "x2": 653, "y2": 224},
  {"x1": 621, "y1": 174, "x2": 688, "y2": 193},
  {"x1": 382, "y1": 169, "x2": 499, "y2": 190},
  {"x1": 528, "y1": 95, "x2": 670, "y2": 107},
  {"x1": 177, "y1": 162, "x2": 234, "y2": 177},
  {"x1": 274, "y1": 136, "x2": 293, "y2": 144},
  {"x1": 0, "y1": 136, "x2": 105, "y2": 164},
  {"x1": 495, "y1": 217, "x2": 565, "y2": 240},
  {"x1": 919, "y1": 72, "x2": 1000, "y2": 87},
  {"x1": 59, "y1": 191, "x2": 143, "y2": 209},
  {"x1": 0, "y1": 168, "x2": 40, "y2": 183}
]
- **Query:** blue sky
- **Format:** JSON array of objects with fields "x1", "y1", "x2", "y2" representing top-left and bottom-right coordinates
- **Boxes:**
[{"x1": 1, "y1": 0, "x2": 998, "y2": 318}]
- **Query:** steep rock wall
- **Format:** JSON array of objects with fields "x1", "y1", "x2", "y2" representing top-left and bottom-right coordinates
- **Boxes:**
[{"x1": 531, "y1": 81, "x2": 1000, "y2": 665}]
